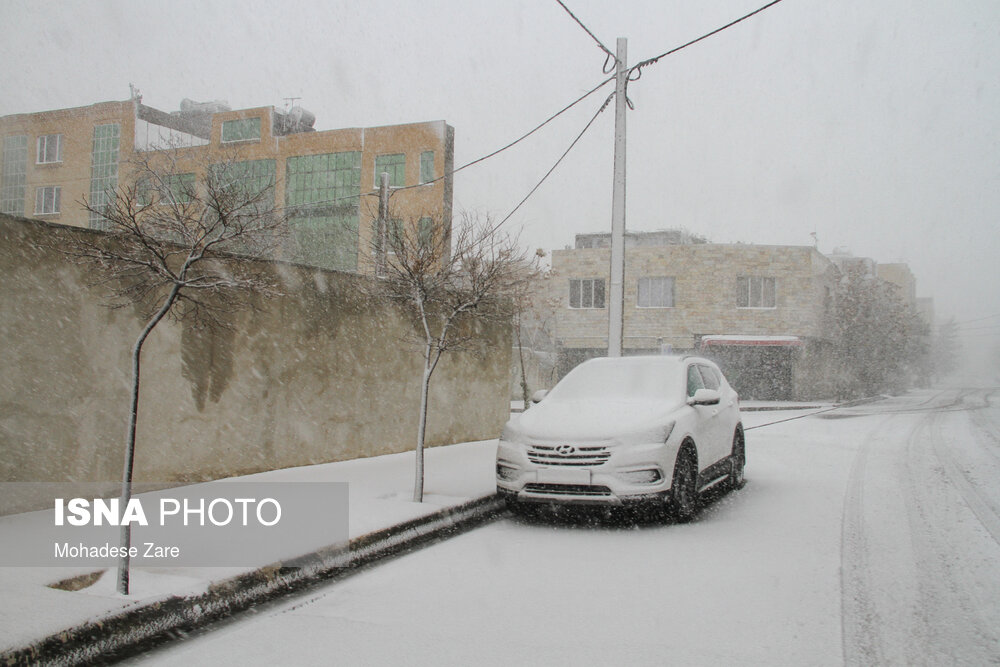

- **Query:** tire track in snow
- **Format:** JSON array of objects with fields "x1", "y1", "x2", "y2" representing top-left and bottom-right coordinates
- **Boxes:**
[
  {"x1": 839, "y1": 409, "x2": 901, "y2": 667},
  {"x1": 930, "y1": 390, "x2": 1000, "y2": 546},
  {"x1": 900, "y1": 393, "x2": 1000, "y2": 663},
  {"x1": 840, "y1": 389, "x2": 958, "y2": 666}
]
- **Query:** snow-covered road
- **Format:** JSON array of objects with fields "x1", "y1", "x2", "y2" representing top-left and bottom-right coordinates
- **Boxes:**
[{"x1": 126, "y1": 389, "x2": 1000, "y2": 666}]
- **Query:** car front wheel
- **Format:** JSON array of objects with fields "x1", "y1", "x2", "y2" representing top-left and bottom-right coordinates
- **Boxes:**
[
  {"x1": 728, "y1": 428, "x2": 745, "y2": 491},
  {"x1": 670, "y1": 447, "x2": 698, "y2": 522}
]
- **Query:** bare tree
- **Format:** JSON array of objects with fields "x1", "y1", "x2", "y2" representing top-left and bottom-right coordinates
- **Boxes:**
[
  {"x1": 369, "y1": 211, "x2": 540, "y2": 502},
  {"x1": 63, "y1": 148, "x2": 286, "y2": 594}
]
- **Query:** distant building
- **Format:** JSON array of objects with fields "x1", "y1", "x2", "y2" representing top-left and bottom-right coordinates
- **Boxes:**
[
  {"x1": 549, "y1": 231, "x2": 840, "y2": 400},
  {"x1": 0, "y1": 94, "x2": 454, "y2": 273},
  {"x1": 547, "y1": 233, "x2": 934, "y2": 400}
]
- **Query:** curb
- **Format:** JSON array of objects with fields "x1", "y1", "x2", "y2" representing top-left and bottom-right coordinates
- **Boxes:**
[{"x1": 1, "y1": 494, "x2": 506, "y2": 667}]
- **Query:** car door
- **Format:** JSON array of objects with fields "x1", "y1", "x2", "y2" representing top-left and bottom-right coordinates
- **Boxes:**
[
  {"x1": 685, "y1": 363, "x2": 714, "y2": 472},
  {"x1": 694, "y1": 363, "x2": 731, "y2": 467}
]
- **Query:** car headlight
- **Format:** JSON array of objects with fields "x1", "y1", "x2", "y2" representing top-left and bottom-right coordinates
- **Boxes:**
[{"x1": 614, "y1": 422, "x2": 675, "y2": 446}]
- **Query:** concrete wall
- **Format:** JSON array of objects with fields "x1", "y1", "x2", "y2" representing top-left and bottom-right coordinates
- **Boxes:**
[{"x1": 0, "y1": 216, "x2": 511, "y2": 513}]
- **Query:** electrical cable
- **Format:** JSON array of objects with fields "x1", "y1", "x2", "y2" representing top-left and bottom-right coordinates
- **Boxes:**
[
  {"x1": 488, "y1": 93, "x2": 615, "y2": 235},
  {"x1": 627, "y1": 0, "x2": 786, "y2": 82},
  {"x1": 553, "y1": 0, "x2": 617, "y2": 71}
]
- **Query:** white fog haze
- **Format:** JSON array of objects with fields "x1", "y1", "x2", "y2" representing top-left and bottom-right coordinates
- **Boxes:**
[
  {"x1": 3, "y1": 0, "x2": 998, "y2": 363},
  {"x1": 3, "y1": 1, "x2": 1000, "y2": 664}
]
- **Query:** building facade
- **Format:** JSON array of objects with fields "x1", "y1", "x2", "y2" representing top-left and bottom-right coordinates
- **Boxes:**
[
  {"x1": 549, "y1": 232, "x2": 841, "y2": 399},
  {"x1": 0, "y1": 95, "x2": 454, "y2": 273}
]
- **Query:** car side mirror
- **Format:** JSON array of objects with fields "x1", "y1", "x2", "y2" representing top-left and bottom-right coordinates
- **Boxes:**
[
  {"x1": 688, "y1": 388, "x2": 721, "y2": 406},
  {"x1": 530, "y1": 389, "x2": 548, "y2": 404}
]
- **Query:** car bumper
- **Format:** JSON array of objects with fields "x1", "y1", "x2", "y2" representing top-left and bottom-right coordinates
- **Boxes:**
[{"x1": 495, "y1": 439, "x2": 678, "y2": 506}]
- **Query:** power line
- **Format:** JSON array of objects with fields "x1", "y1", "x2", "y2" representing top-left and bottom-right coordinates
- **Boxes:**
[
  {"x1": 955, "y1": 313, "x2": 1000, "y2": 326},
  {"x1": 391, "y1": 73, "x2": 616, "y2": 197},
  {"x1": 491, "y1": 93, "x2": 615, "y2": 234},
  {"x1": 628, "y1": 0, "x2": 787, "y2": 81},
  {"x1": 554, "y1": 0, "x2": 617, "y2": 72}
]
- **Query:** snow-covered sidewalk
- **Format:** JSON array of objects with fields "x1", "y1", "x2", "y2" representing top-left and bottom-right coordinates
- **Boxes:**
[{"x1": 0, "y1": 440, "x2": 499, "y2": 653}]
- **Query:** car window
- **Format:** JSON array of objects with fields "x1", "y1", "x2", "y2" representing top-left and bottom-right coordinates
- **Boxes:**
[
  {"x1": 686, "y1": 365, "x2": 705, "y2": 397},
  {"x1": 698, "y1": 364, "x2": 721, "y2": 390}
]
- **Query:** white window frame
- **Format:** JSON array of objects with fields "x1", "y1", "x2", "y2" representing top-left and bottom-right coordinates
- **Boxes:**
[
  {"x1": 569, "y1": 278, "x2": 606, "y2": 309},
  {"x1": 36, "y1": 134, "x2": 63, "y2": 164},
  {"x1": 34, "y1": 185, "x2": 61, "y2": 215},
  {"x1": 737, "y1": 275, "x2": 777, "y2": 309},
  {"x1": 637, "y1": 276, "x2": 675, "y2": 308}
]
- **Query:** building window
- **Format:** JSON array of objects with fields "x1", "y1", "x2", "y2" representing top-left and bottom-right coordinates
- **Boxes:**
[
  {"x1": 569, "y1": 278, "x2": 606, "y2": 309},
  {"x1": 221, "y1": 117, "x2": 261, "y2": 143},
  {"x1": 420, "y1": 151, "x2": 435, "y2": 184},
  {"x1": 737, "y1": 276, "x2": 776, "y2": 308},
  {"x1": 2, "y1": 135, "x2": 28, "y2": 216},
  {"x1": 418, "y1": 216, "x2": 433, "y2": 247},
  {"x1": 637, "y1": 276, "x2": 675, "y2": 308},
  {"x1": 285, "y1": 152, "x2": 362, "y2": 271},
  {"x1": 89, "y1": 123, "x2": 120, "y2": 230},
  {"x1": 374, "y1": 153, "x2": 405, "y2": 188},
  {"x1": 34, "y1": 186, "x2": 61, "y2": 215},
  {"x1": 36, "y1": 134, "x2": 63, "y2": 164},
  {"x1": 139, "y1": 173, "x2": 196, "y2": 206}
]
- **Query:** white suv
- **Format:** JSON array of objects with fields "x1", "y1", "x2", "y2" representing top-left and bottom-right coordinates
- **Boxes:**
[{"x1": 496, "y1": 355, "x2": 744, "y2": 520}]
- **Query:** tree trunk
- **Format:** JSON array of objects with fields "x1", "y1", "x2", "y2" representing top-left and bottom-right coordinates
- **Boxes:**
[
  {"x1": 117, "y1": 286, "x2": 179, "y2": 595},
  {"x1": 413, "y1": 343, "x2": 434, "y2": 503}
]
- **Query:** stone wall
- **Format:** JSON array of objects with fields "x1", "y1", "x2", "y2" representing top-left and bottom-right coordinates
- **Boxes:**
[{"x1": 0, "y1": 216, "x2": 511, "y2": 513}]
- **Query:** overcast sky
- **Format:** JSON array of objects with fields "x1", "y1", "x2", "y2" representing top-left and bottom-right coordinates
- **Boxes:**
[{"x1": 2, "y1": 0, "x2": 998, "y2": 337}]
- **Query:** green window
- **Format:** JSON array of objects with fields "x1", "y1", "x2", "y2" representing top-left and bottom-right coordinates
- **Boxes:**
[
  {"x1": 374, "y1": 153, "x2": 405, "y2": 188},
  {"x1": 418, "y1": 217, "x2": 434, "y2": 247},
  {"x1": 1, "y1": 135, "x2": 28, "y2": 216},
  {"x1": 420, "y1": 151, "x2": 435, "y2": 184},
  {"x1": 285, "y1": 152, "x2": 362, "y2": 271},
  {"x1": 221, "y1": 117, "x2": 262, "y2": 143},
  {"x1": 139, "y1": 173, "x2": 196, "y2": 206},
  {"x1": 89, "y1": 123, "x2": 120, "y2": 230}
]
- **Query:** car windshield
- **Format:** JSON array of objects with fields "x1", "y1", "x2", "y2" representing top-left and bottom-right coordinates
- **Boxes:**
[{"x1": 547, "y1": 359, "x2": 684, "y2": 403}]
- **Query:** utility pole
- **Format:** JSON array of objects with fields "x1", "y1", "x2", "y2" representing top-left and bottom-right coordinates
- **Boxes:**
[
  {"x1": 608, "y1": 37, "x2": 627, "y2": 357},
  {"x1": 375, "y1": 172, "x2": 389, "y2": 276}
]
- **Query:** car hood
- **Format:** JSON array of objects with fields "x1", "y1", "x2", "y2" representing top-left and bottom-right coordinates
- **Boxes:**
[{"x1": 511, "y1": 398, "x2": 683, "y2": 442}]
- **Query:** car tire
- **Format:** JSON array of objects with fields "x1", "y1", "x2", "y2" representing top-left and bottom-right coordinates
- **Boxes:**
[
  {"x1": 728, "y1": 428, "x2": 746, "y2": 491},
  {"x1": 670, "y1": 446, "x2": 699, "y2": 522}
]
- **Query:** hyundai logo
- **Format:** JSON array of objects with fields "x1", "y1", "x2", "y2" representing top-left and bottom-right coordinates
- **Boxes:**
[{"x1": 555, "y1": 444, "x2": 576, "y2": 456}]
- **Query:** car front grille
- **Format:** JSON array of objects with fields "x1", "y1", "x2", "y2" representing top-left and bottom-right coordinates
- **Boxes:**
[
  {"x1": 523, "y1": 483, "x2": 613, "y2": 497},
  {"x1": 527, "y1": 445, "x2": 610, "y2": 467}
]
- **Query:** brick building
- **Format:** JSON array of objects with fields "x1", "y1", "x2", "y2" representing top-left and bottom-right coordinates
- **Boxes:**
[
  {"x1": 0, "y1": 94, "x2": 454, "y2": 273},
  {"x1": 549, "y1": 231, "x2": 841, "y2": 399}
]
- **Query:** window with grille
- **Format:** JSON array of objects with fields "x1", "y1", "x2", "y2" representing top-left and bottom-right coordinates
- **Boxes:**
[
  {"x1": 637, "y1": 276, "x2": 675, "y2": 308},
  {"x1": 89, "y1": 124, "x2": 120, "y2": 230},
  {"x1": 419, "y1": 151, "x2": 435, "y2": 184},
  {"x1": 737, "y1": 276, "x2": 776, "y2": 308},
  {"x1": 1, "y1": 135, "x2": 27, "y2": 215},
  {"x1": 569, "y1": 278, "x2": 606, "y2": 309},
  {"x1": 36, "y1": 134, "x2": 63, "y2": 164},
  {"x1": 221, "y1": 117, "x2": 261, "y2": 143},
  {"x1": 34, "y1": 186, "x2": 61, "y2": 215},
  {"x1": 374, "y1": 153, "x2": 405, "y2": 188}
]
